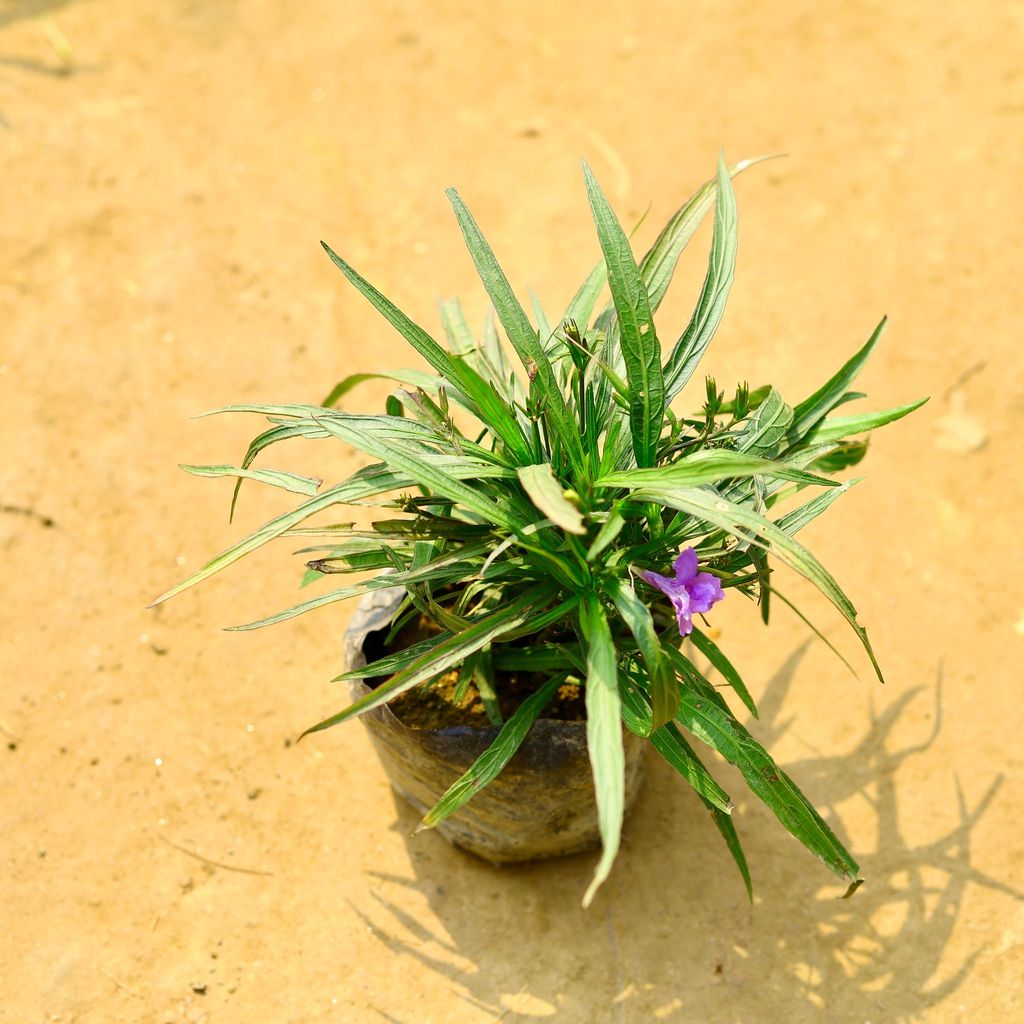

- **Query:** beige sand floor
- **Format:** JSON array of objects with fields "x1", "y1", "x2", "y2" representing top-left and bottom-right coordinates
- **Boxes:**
[{"x1": 2, "y1": 1, "x2": 1023, "y2": 1021}]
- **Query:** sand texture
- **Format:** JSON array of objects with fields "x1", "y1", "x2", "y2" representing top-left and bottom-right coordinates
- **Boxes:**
[{"x1": 2, "y1": 1, "x2": 1023, "y2": 1021}]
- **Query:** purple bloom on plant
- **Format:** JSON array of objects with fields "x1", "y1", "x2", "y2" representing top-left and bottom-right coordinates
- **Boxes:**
[{"x1": 639, "y1": 547, "x2": 724, "y2": 637}]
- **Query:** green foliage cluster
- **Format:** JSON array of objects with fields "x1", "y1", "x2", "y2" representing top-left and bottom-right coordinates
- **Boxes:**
[{"x1": 154, "y1": 155, "x2": 925, "y2": 905}]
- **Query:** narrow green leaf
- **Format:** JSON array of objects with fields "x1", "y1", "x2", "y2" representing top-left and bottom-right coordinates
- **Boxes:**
[
  {"x1": 737, "y1": 388, "x2": 794, "y2": 457},
  {"x1": 619, "y1": 676, "x2": 733, "y2": 812},
  {"x1": 301, "y1": 586, "x2": 554, "y2": 737},
  {"x1": 774, "y1": 478, "x2": 860, "y2": 536},
  {"x1": 471, "y1": 648, "x2": 503, "y2": 726},
  {"x1": 320, "y1": 369, "x2": 440, "y2": 409},
  {"x1": 689, "y1": 627, "x2": 758, "y2": 719},
  {"x1": 665, "y1": 647, "x2": 858, "y2": 881},
  {"x1": 598, "y1": 450, "x2": 837, "y2": 491},
  {"x1": 662, "y1": 153, "x2": 739, "y2": 404},
  {"x1": 802, "y1": 398, "x2": 929, "y2": 445},
  {"x1": 228, "y1": 421, "x2": 332, "y2": 522},
  {"x1": 529, "y1": 288, "x2": 553, "y2": 342},
  {"x1": 492, "y1": 644, "x2": 581, "y2": 672},
  {"x1": 789, "y1": 317, "x2": 887, "y2": 441},
  {"x1": 640, "y1": 157, "x2": 775, "y2": 313},
  {"x1": 314, "y1": 415, "x2": 523, "y2": 530},
  {"x1": 333, "y1": 630, "x2": 453, "y2": 681},
  {"x1": 586, "y1": 506, "x2": 624, "y2": 563},
  {"x1": 481, "y1": 306, "x2": 514, "y2": 389},
  {"x1": 808, "y1": 441, "x2": 869, "y2": 474},
  {"x1": 516, "y1": 463, "x2": 586, "y2": 535},
  {"x1": 418, "y1": 673, "x2": 564, "y2": 830},
  {"x1": 753, "y1": 548, "x2": 772, "y2": 623},
  {"x1": 579, "y1": 593, "x2": 625, "y2": 907},
  {"x1": 445, "y1": 189, "x2": 586, "y2": 473},
  {"x1": 559, "y1": 258, "x2": 608, "y2": 332},
  {"x1": 583, "y1": 160, "x2": 666, "y2": 468},
  {"x1": 180, "y1": 464, "x2": 322, "y2": 497},
  {"x1": 321, "y1": 242, "x2": 532, "y2": 462},
  {"x1": 320, "y1": 244, "x2": 465, "y2": 389},
  {"x1": 769, "y1": 586, "x2": 858, "y2": 677},
  {"x1": 606, "y1": 578, "x2": 678, "y2": 729},
  {"x1": 227, "y1": 541, "x2": 493, "y2": 631},
  {"x1": 437, "y1": 297, "x2": 476, "y2": 356},
  {"x1": 707, "y1": 807, "x2": 753, "y2": 900},
  {"x1": 150, "y1": 464, "x2": 415, "y2": 606},
  {"x1": 632, "y1": 485, "x2": 882, "y2": 682}
]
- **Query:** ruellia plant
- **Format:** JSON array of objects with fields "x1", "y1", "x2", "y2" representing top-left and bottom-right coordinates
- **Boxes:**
[{"x1": 152, "y1": 155, "x2": 925, "y2": 906}]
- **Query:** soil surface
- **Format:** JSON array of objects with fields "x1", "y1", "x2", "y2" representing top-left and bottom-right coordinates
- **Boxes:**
[
  {"x1": 2, "y1": 2, "x2": 1023, "y2": 1022},
  {"x1": 368, "y1": 614, "x2": 587, "y2": 730}
]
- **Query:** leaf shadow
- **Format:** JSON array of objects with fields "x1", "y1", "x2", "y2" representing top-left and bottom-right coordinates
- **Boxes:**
[
  {"x1": 350, "y1": 651, "x2": 1020, "y2": 1023},
  {"x1": 0, "y1": 0, "x2": 80, "y2": 31}
]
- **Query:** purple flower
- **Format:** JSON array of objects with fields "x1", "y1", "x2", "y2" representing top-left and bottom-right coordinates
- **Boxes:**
[{"x1": 639, "y1": 547, "x2": 725, "y2": 637}]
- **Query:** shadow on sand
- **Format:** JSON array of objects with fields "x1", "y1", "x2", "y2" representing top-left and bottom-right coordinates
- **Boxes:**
[
  {"x1": 351, "y1": 650, "x2": 1020, "y2": 1023},
  {"x1": 0, "y1": 1, "x2": 80, "y2": 31}
]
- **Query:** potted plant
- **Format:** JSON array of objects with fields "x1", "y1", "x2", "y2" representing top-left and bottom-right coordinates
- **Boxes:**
[{"x1": 152, "y1": 155, "x2": 925, "y2": 906}]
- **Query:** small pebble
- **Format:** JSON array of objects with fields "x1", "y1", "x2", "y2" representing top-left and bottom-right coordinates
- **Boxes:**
[{"x1": 191, "y1": 982, "x2": 207, "y2": 995}]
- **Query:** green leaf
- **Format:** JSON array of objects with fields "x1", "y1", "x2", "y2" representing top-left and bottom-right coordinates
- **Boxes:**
[
  {"x1": 492, "y1": 643, "x2": 581, "y2": 673},
  {"x1": 707, "y1": 807, "x2": 753, "y2": 900},
  {"x1": 788, "y1": 317, "x2": 887, "y2": 442},
  {"x1": 226, "y1": 540, "x2": 493, "y2": 631},
  {"x1": 320, "y1": 369, "x2": 441, "y2": 409},
  {"x1": 319, "y1": 244, "x2": 464, "y2": 387},
  {"x1": 149, "y1": 464, "x2": 416, "y2": 606},
  {"x1": 774, "y1": 478, "x2": 860, "y2": 537},
  {"x1": 559, "y1": 258, "x2": 608, "y2": 332},
  {"x1": 333, "y1": 630, "x2": 453, "y2": 681},
  {"x1": 641, "y1": 155, "x2": 775, "y2": 314},
  {"x1": 529, "y1": 288, "x2": 553, "y2": 342},
  {"x1": 689, "y1": 627, "x2": 758, "y2": 719},
  {"x1": 321, "y1": 242, "x2": 532, "y2": 462},
  {"x1": 808, "y1": 441, "x2": 869, "y2": 474},
  {"x1": 631, "y1": 484, "x2": 882, "y2": 682},
  {"x1": 586, "y1": 506, "x2": 624, "y2": 563},
  {"x1": 802, "y1": 398, "x2": 929, "y2": 445},
  {"x1": 598, "y1": 450, "x2": 837, "y2": 491},
  {"x1": 301, "y1": 585, "x2": 558, "y2": 737},
  {"x1": 179, "y1": 464, "x2": 322, "y2": 497},
  {"x1": 583, "y1": 161, "x2": 666, "y2": 469},
  {"x1": 445, "y1": 189, "x2": 586, "y2": 473},
  {"x1": 437, "y1": 297, "x2": 476, "y2": 356},
  {"x1": 516, "y1": 463, "x2": 586, "y2": 535},
  {"x1": 662, "y1": 153, "x2": 739, "y2": 405},
  {"x1": 665, "y1": 646, "x2": 859, "y2": 881},
  {"x1": 417, "y1": 673, "x2": 564, "y2": 830},
  {"x1": 769, "y1": 586, "x2": 857, "y2": 677},
  {"x1": 579, "y1": 593, "x2": 625, "y2": 908},
  {"x1": 618, "y1": 672, "x2": 733, "y2": 815},
  {"x1": 227, "y1": 420, "x2": 332, "y2": 521},
  {"x1": 481, "y1": 306, "x2": 515, "y2": 390},
  {"x1": 606, "y1": 578, "x2": 677, "y2": 729},
  {"x1": 314, "y1": 414, "x2": 524, "y2": 530},
  {"x1": 737, "y1": 388, "x2": 794, "y2": 457}
]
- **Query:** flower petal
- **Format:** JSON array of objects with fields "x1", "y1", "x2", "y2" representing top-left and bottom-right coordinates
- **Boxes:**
[
  {"x1": 687, "y1": 572, "x2": 725, "y2": 615},
  {"x1": 672, "y1": 587, "x2": 694, "y2": 636},
  {"x1": 639, "y1": 569, "x2": 675, "y2": 596},
  {"x1": 672, "y1": 547, "x2": 699, "y2": 582}
]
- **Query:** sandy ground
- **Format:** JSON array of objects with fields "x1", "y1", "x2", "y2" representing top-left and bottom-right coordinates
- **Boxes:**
[{"x1": 2, "y1": 1, "x2": 1023, "y2": 1021}]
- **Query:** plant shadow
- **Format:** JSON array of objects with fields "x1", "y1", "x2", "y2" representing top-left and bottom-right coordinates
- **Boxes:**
[
  {"x1": 352, "y1": 650, "x2": 1020, "y2": 1023},
  {"x1": 0, "y1": 1, "x2": 80, "y2": 32}
]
